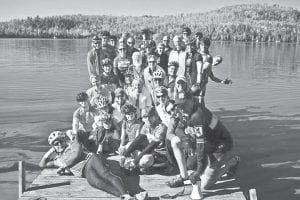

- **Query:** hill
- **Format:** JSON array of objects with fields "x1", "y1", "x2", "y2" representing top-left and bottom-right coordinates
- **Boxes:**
[{"x1": 0, "y1": 4, "x2": 299, "y2": 42}]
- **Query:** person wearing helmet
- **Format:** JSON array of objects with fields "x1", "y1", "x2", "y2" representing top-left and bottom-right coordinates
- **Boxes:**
[
  {"x1": 154, "y1": 42, "x2": 168, "y2": 73},
  {"x1": 113, "y1": 43, "x2": 132, "y2": 86},
  {"x1": 87, "y1": 35, "x2": 104, "y2": 81},
  {"x1": 99, "y1": 58, "x2": 120, "y2": 93},
  {"x1": 182, "y1": 27, "x2": 192, "y2": 41},
  {"x1": 143, "y1": 55, "x2": 166, "y2": 92},
  {"x1": 122, "y1": 107, "x2": 167, "y2": 174},
  {"x1": 162, "y1": 35, "x2": 173, "y2": 56},
  {"x1": 168, "y1": 35, "x2": 188, "y2": 77},
  {"x1": 166, "y1": 61, "x2": 179, "y2": 100},
  {"x1": 39, "y1": 131, "x2": 140, "y2": 200},
  {"x1": 197, "y1": 37, "x2": 232, "y2": 105},
  {"x1": 86, "y1": 76, "x2": 113, "y2": 107},
  {"x1": 100, "y1": 31, "x2": 117, "y2": 61}
]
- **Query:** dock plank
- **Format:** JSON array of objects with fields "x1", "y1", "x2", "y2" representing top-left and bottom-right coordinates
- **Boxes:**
[{"x1": 19, "y1": 156, "x2": 245, "y2": 200}]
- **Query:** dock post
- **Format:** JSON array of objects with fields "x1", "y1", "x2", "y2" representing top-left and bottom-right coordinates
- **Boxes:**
[{"x1": 18, "y1": 161, "x2": 26, "y2": 198}]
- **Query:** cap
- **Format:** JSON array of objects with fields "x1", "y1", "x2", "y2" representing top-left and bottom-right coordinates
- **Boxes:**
[
  {"x1": 176, "y1": 75, "x2": 187, "y2": 84},
  {"x1": 182, "y1": 27, "x2": 191, "y2": 35},
  {"x1": 92, "y1": 35, "x2": 101, "y2": 42},
  {"x1": 168, "y1": 61, "x2": 179, "y2": 68}
]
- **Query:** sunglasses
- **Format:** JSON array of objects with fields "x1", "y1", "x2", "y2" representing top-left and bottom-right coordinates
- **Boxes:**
[
  {"x1": 148, "y1": 61, "x2": 155, "y2": 63},
  {"x1": 119, "y1": 48, "x2": 126, "y2": 51},
  {"x1": 127, "y1": 42, "x2": 134, "y2": 44},
  {"x1": 156, "y1": 95, "x2": 165, "y2": 98},
  {"x1": 53, "y1": 140, "x2": 63, "y2": 146}
]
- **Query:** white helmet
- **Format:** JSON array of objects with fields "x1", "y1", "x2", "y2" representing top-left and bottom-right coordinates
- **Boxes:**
[
  {"x1": 152, "y1": 69, "x2": 165, "y2": 79},
  {"x1": 96, "y1": 95, "x2": 110, "y2": 109},
  {"x1": 48, "y1": 131, "x2": 65, "y2": 145}
]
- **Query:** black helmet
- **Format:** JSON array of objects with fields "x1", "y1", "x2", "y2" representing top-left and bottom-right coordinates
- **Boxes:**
[
  {"x1": 92, "y1": 35, "x2": 101, "y2": 43},
  {"x1": 182, "y1": 27, "x2": 191, "y2": 35},
  {"x1": 141, "y1": 28, "x2": 150, "y2": 35}
]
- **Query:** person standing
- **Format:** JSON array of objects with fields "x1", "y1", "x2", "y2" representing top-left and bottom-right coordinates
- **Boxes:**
[
  {"x1": 100, "y1": 31, "x2": 117, "y2": 61},
  {"x1": 87, "y1": 36, "x2": 104, "y2": 81}
]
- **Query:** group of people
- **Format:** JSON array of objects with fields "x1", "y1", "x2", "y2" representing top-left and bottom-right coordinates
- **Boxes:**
[{"x1": 40, "y1": 27, "x2": 239, "y2": 200}]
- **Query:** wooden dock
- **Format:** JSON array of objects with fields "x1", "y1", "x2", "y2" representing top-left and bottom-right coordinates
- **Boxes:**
[{"x1": 19, "y1": 157, "x2": 246, "y2": 200}]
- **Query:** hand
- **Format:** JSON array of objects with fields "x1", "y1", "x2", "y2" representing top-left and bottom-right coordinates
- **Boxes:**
[
  {"x1": 57, "y1": 167, "x2": 65, "y2": 175},
  {"x1": 118, "y1": 145, "x2": 126, "y2": 155},
  {"x1": 221, "y1": 78, "x2": 232, "y2": 84},
  {"x1": 96, "y1": 145, "x2": 103, "y2": 154}
]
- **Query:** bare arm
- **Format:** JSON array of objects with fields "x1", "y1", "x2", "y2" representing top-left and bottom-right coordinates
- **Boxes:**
[{"x1": 39, "y1": 147, "x2": 56, "y2": 168}]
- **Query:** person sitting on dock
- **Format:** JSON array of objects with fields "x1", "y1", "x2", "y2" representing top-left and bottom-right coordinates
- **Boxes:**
[
  {"x1": 66, "y1": 92, "x2": 97, "y2": 142},
  {"x1": 39, "y1": 130, "x2": 141, "y2": 200},
  {"x1": 121, "y1": 107, "x2": 167, "y2": 174}
]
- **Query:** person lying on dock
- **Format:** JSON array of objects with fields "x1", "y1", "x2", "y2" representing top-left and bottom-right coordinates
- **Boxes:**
[{"x1": 39, "y1": 130, "x2": 146, "y2": 200}]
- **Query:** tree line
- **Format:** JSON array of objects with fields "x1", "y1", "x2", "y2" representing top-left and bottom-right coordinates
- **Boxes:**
[{"x1": 0, "y1": 4, "x2": 299, "y2": 42}]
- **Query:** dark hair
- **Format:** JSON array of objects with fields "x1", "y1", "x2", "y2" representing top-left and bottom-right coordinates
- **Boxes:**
[
  {"x1": 110, "y1": 35, "x2": 117, "y2": 41},
  {"x1": 200, "y1": 37, "x2": 211, "y2": 46},
  {"x1": 168, "y1": 61, "x2": 179, "y2": 68},
  {"x1": 76, "y1": 92, "x2": 88, "y2": 102},
  {"x1": 101, "y1": 31, "x2": 110, "y2": 37}
]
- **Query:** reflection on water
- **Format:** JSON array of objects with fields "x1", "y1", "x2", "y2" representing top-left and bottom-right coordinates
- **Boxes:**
[{"x1": 0, "y1": 39, "x2": 299, "y2": 123}]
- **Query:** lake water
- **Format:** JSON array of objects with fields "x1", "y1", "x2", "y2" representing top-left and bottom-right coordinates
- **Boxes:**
[{"x1": 0, "y1": 39, "x2": 299, "y2": 199}]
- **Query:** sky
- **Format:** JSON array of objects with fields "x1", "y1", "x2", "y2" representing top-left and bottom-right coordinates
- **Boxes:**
[{"x1": 0, "y1": 0, "x2": 300, "y2": 21}]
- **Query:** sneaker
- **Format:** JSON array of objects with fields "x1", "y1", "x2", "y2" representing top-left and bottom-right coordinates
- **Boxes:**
[
  {"x1": 135, "y1": 191, "x2": 148, "y2": 200},
  {"x1": 120, "y1": 194, "x2": 135, "y2": 200},
  {"x1": 166, "y1": 175, "x2": 187, "y2": 188},
  {"x1": 226, "y1": 156, "x2": 240, "y2": 178}
]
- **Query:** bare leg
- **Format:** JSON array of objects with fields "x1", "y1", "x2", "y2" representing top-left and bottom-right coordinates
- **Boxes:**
[{"x1": 171, "y1": 136, "x2": 188, "y2": 179}]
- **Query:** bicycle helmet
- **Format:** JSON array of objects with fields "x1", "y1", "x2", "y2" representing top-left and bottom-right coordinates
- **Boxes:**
[
  {"x1": 48, "y1": 131, "x2": 65, "y2": 145},
  {"x1": 96, "y1": 95, "x2": 110, "y2": 109},
  {"x1": 152, "y1": 69, "x2": 165, "y2": 79}
]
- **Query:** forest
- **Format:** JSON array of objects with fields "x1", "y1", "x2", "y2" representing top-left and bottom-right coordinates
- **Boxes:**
[{"x1": 0, "y1": 4, "x2": 299, "y2": 42}]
